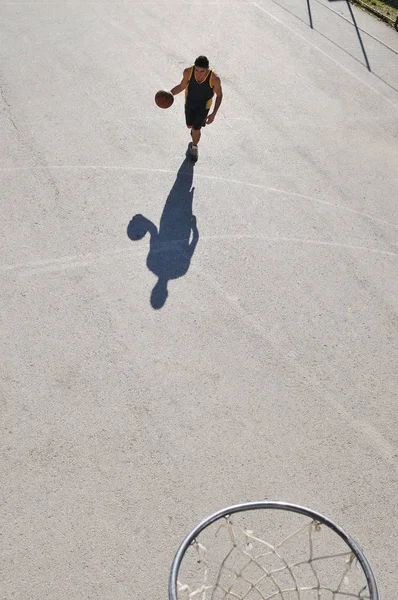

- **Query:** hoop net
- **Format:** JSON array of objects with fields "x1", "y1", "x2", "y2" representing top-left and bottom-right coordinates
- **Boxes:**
[{"x1": 176, "y1": 512, "x2": 372, "y2": 600}]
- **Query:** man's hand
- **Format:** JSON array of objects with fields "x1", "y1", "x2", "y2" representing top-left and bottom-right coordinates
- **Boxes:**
[
  {"x1": 206, "y1": 113, "x2": 216, "y2": 125},
  {"x1": 170, "y1": 67, "x2": 191, "y2": 96}
]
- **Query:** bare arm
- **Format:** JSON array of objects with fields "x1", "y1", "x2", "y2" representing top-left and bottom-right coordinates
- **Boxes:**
[
  {"x1": 170, "y1": 67, "x2": 191, "y2": 96},
  {"x1": 206, "y1": 74, "x2": 223, "y2": 124},
  {"x1": 189, "y1": 215, "x2": 199, "y2": 255}
]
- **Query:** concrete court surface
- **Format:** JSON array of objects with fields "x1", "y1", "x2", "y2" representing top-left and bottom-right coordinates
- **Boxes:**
[{"x1": 1, "y1": 0, "x2": 397, "y2": 599}]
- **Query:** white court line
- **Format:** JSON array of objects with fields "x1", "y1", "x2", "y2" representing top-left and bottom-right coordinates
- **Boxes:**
[
  {"x1": 1, "y1": 233, "x2": 396, "y2": 277},
  {"x1": 204, "y1": 234, "x2": 398, "y2": 256},
  {"x1": 1, "y1": 164, "x2": 396, "y2": 232},
  {"x1": 0, "y1": 248, "x2": 131, "y2": 275},
  {"x1": 252, "y1": 1, "x2": 398, "y2": 110},
  {"x1": 1, "y1": 220, "x2": 395, "y2": 467}
]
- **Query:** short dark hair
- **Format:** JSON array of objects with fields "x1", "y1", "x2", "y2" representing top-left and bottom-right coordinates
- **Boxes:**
[{"x1": 194, "y1": 56, "x2": 209, "y2": 69}]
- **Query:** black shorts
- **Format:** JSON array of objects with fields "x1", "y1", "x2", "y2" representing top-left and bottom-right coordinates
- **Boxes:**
[{"x1": 185, "y1": 104, "x2": 209, "y2": 130}]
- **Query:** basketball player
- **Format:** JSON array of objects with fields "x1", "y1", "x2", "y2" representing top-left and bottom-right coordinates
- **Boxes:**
[{"x1": 170, "y1": 56, "x2": 223, "y2": 161}]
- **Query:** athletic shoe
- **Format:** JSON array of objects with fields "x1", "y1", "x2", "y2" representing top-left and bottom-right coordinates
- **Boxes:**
[{"x1": 190, "y1": 144, "x2": 198, "y2": 161}]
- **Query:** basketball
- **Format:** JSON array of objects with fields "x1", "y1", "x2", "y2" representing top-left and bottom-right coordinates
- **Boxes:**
[{"x1": 155, "y1": 90, "x2": 174, "y2": 109}]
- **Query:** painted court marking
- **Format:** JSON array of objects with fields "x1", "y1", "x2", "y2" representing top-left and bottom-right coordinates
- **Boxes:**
[
  {"x1": 1, "y1": 166, "x2": 397, "y2": 276},
  {"x1": 1, "y1": 168, "x2": 396, "y2": 470},
  {"x1": 2, "y1": 164, "x2": 398, "y2": 232},
  {"x1": 0, "y1": 232, "x2": 396, "y2": 278}
]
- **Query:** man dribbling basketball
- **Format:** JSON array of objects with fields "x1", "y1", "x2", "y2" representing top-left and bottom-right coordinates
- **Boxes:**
[{"x1": 170, "y1": 56, "x2": 223, "y2": 161}]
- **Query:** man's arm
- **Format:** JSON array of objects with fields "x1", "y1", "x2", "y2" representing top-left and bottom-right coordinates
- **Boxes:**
[
  {"x1": 189, "y1": 214, "x2": 199, "y2": 256},
  {"x1": 206, "y1": 74, "x2": 223, "y2": 124},
  {"x1": 170, "y1": 67, "x2": 191, "y2": 96}
]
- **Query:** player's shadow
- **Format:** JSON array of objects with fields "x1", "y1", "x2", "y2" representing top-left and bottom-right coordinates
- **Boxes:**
[{"x1": 127, "y1": 158, "x2": 198, "y2": 309}]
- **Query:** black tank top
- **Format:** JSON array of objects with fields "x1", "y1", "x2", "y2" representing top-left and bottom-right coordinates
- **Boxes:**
[{"x1": 185, "y1": 67, "x2": 215, "y2": 109}]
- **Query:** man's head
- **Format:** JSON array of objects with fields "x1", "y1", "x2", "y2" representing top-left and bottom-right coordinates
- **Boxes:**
[
  {"x1": 195, "y1": 56, "x2": 209, "y2": 69},
  {"x1": 194, "y1": 55, "x2": 209, "y2": 80}
]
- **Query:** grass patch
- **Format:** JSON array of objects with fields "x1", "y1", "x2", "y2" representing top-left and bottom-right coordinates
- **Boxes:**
[{"x1": 353, "y1": 0, "x2": 398, "y2": 22}]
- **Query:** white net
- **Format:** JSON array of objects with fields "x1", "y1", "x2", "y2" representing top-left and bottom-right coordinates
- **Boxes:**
[{"x1": 176, "y1": 513, "x2": 371, "y2": 600}]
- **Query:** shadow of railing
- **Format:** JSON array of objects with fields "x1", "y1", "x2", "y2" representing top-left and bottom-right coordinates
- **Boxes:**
[{"x1": 266, "y1": 0, "x2": 398, "y2": 93}]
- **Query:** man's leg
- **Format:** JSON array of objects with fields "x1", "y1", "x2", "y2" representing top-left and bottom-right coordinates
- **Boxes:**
[
  {"x1": 191, "y1": 129, "x2": 201, "y2": 146},
  {"x1": 185, "y1": 107, "x2": 209, "y2": 160},
  {"x1": 190, "y1": 109, "x2": 209, "y2": 159}
]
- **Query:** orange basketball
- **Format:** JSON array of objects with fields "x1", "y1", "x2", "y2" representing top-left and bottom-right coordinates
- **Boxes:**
[{"x1": 155, "y1": 90, "x2": 174, "y2": 109}]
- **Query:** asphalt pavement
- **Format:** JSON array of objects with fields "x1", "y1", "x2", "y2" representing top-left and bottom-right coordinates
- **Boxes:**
[{"x1": 1, "y1": 1, "x2": 397, "y2": 599}]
